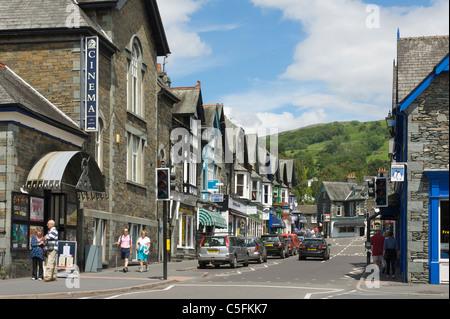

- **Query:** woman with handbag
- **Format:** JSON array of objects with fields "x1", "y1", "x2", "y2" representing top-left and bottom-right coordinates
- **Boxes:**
[{"x1": 383, "y1": 231, "x2": 399, "y2": 279}]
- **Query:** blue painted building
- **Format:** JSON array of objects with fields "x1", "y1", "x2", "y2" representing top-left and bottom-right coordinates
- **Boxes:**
[{"x1": 388, "y1": 34, "x2": 448, "y2": 284}]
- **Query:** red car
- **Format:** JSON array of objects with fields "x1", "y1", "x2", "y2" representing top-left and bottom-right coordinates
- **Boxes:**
[{"x1": 281, "y1": 233, "x2": 301, "y2": 256}]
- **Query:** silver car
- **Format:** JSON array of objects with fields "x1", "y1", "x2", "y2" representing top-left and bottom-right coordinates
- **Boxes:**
[
  {"x1": 243, "y1": 236, "x2": 268, "y2": 263},
  {"x1": 198, "y1": 235, "x2": 249, "y2": 268}
]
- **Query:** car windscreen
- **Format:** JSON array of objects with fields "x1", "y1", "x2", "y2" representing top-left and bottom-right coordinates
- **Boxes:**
[
  {"x1": 244, "y1": 239, "x2": 256, "y2": 247},
  {"x1": 202, "y1": 237, "x2": 226, "y2": 247},
  {"x1": 261, "y1": 236, "x2": 280, "y2": 243},
  {"x1": 302, "y1": 239, "x2": 324, "y2": 245}
]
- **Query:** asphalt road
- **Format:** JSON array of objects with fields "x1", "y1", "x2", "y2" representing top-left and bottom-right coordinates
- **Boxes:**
[{"x1": 84, "y1": 237, "x2": 369, "y2": 300}]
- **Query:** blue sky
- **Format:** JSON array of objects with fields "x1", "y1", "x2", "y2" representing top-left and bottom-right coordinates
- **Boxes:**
[{"x1": 157, "y1": 0, "x2": 449, "y2": 134}]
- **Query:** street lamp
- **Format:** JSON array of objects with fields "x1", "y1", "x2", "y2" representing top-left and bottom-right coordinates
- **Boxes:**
[{"x1": 385, "y1": 110, "x2": 395, "y2": 137}]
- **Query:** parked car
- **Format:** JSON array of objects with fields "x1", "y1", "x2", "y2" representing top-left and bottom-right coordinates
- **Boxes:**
[
  {"x1": 198, "y1": 235, "x2": 249, "y2": 268},
  {"x1": 261, "y1": 234, "x2": 289, "y2": 259},
  {"x1": 285, "y1": 237, "x2": 295, "y2": 256},
  {"x1": 281, "y1": 233, "x2": 300, "y2": 255},
  {"x1": 298, "y1": 238, "x2": 331, "y2": 260},
  {"x1": 243, "y1": 236, "x2": 267, "y2": 263}
]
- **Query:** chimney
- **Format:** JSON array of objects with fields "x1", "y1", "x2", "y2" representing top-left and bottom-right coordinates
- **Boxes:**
[
  {"x1": 346, "y1": 173, "x2": 357, "y2": 183},
  {"x1": 157, "y1": 63, "x2": 171, "y2": 87}
]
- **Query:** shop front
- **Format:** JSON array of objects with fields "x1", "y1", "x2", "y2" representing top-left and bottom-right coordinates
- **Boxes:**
[
  {"x1": 8, "y1": 151, "x2": 105, "y2": 276},
  {"x1": 424, "y1": 170, "x2": 449, "y2": 284}
]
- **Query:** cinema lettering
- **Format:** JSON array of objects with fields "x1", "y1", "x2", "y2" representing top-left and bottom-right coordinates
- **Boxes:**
[{"x1": 85, "y1": 36, "x2": 99, "y2": 132}]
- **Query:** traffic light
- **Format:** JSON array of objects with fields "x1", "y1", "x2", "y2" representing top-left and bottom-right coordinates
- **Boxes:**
[
  {"x1": 375, "y1": 177, "x2": 388, "y2": 207},
  {"x1": 367, "y1": 178, "x2": 375, "y2": 197},
  {"x1": 156, "y1": 168, "x2": 170, "y2": 200}
]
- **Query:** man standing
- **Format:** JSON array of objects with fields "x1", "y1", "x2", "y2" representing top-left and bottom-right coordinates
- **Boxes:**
[
  {"x1": 370, "y1": 229, "x2": 385, "y2": 270},
  {"x1": 44, "y1": 220, "x2": 58, "y2": 281}
]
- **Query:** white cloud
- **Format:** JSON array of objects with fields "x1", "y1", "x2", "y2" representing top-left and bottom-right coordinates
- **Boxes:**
[
  {"x1": 158, "y1": 0, "x2": 449, "y2": 134},
  {"x1": 252, "y1": 0, "x2": 449, "y2": 101},
  {"x1": 157, "y1": 0, "x2": 211, "y2": 62}
]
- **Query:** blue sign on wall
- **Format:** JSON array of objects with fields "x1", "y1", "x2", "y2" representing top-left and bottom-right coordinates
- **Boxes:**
[{"x1": 85, "y1": 36, "x2": 99, "y2": 132}]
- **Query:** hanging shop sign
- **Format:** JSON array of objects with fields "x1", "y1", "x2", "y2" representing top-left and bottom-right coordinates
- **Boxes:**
[
  {"x1": 85, "y1": 36, "x2": 99, "y2": 132},
  {"x1": 391, "y1": 163, "x2": 405, "y2": 182}
]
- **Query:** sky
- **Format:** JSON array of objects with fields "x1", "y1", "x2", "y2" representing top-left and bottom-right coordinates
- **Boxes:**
[{"x1": 156, "y1": 0, "x2": 449, "y2": 134}]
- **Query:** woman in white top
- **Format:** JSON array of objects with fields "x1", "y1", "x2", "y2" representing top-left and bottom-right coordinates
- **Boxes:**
[{"x1": 136, "y1": 230, "x2": 151, "y2": 272}]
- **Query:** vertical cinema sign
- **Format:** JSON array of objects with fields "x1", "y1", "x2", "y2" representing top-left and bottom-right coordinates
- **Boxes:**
[{"x1": 85, "y1": 36, "x2": 99, "y2": 132}]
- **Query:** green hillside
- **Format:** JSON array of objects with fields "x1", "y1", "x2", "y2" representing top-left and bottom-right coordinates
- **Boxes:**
[{"x1": 274, "y1": 120, "x2": 391, "y2": 203}]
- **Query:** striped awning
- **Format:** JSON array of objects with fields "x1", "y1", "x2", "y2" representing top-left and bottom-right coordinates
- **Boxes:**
[
  {"x1": 198, "y1": 209, "x2": 227, "y2": 229},
  {"x1": 26, "y1": 151, "x2": 105, "y2": 194}
]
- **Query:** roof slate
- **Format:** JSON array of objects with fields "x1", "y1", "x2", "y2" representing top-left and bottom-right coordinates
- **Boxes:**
[
  {"x1": 0, "y1": 0, "x2": 103, "y2": 34},
  {"x1": 0, "y1": 64, "x2": 82, "y2": 133},
  {"x1": 396, "y1": 35, "x2": 449, "y2": 103}
]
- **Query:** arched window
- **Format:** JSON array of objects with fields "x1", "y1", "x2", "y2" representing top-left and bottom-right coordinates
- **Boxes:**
[{"x1": 127, "y1": 38, "x2": 144, "y2": 116}]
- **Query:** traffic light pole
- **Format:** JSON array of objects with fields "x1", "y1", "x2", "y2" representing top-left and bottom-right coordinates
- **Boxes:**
[{"x1": 163, "y1": 200, "x2": 168, "y2": 280}]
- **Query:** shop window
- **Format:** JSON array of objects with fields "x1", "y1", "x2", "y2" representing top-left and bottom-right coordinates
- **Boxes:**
[{"x1": 178, "y1": 214, "x2": 194, "y2": 248}]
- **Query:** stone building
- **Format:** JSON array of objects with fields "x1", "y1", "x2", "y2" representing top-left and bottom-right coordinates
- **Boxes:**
[
  {"x1": 0, "y1": 0, "x2": 171, "y2": 277},
  {"x1": 316, "y1": 178, "x2": 369, "y2": 238},
  {"x1": 389, "y1": 34, "x2": 449, "y2": 284}
]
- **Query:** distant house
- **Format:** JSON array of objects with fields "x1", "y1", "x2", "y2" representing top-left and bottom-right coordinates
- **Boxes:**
[{"x1": 316, "y1": 175, "x2": 369, "y2": 238}]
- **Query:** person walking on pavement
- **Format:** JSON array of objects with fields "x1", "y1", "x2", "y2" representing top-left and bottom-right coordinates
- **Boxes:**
[
  {"x1": 370, "y1": 229, "x2": 385, "y2": 271},
  {"x1": 43, "y1": 220, "x2": 58, "y2": 282},
  {"x1": 383, "y1": 231, "x2": 399, "y2": 279},
  {"x1": 30, "y1": 227, "x2": 45, "y2": 280},
  {"x1": 136, "y1": 230, "x2": 150, "y2": 272},
  {"x1": 115, "y1": 228, "x2": 132, "y2": 273}
]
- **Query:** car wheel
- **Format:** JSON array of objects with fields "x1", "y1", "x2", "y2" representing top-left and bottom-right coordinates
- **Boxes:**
[
  {"x1": 280, "y1": 250, "x2": 285, "y2": 259},
  {"x1": 230, "y1": 255, "x2": 237, "y2": 268},
  {"x1": 198, "y1": 262, "x2": 207, "y2": 269}
]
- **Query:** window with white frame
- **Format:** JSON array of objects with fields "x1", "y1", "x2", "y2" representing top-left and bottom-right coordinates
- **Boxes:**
[
  {"x1": 251, "y1": 179, "x2": 261, "y2": 202},
  {"x1": 127, "y1": 39, "x2": 144, "y2": 117},
  {"x1": 336, "y1": 203, "x2": 343, "y2": 216},
  {"x1": 273, "y1": 187, "x2": 279, "y2": 203},
  {"x1": 235, "y1": 172, "x2": 248, "y2": 198},
  {"x1": 263, "y1": 184, "x2": 272, "y2": 205},
  {"x1": 280, "y1": 188, "x2": 288, "y2": 203},
  {"x1": 127, "y1": 131, "x2": 144, "y2": 184}
]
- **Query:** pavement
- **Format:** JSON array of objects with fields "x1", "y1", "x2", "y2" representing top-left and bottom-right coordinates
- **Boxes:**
[
  {"x1": 0, "y1": 260, "x2": 204, "y2": 299},
  {"x1": 0, "y1": 259, "x2": 448, "y2": 299},
  {"x1": 357, "y1": 270, "x2": 449, "y2": 297}
]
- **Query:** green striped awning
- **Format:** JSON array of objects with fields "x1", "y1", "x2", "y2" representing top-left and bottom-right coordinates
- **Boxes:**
[{"x1": 198, "y1": 209, "x2": 227, "y2": 229}]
